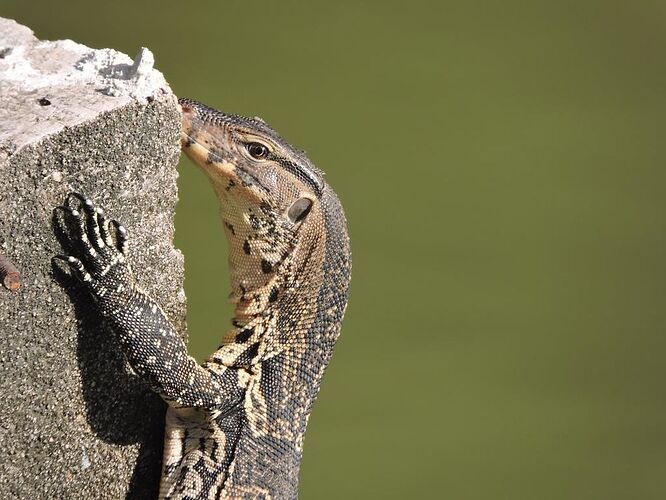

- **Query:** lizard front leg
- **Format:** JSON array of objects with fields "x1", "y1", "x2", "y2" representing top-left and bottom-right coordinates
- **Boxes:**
[{"x1": 54, "y1": 193, "x2": 243, "y2": 413}]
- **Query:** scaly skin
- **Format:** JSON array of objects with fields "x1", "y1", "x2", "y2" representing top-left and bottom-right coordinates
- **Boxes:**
[{"x1": 54, "y1": 98, "x2": 351, "y2": 499}]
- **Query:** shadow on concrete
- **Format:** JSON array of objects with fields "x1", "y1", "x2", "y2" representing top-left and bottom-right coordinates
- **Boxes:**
[{"x1": 51, "y1": 209, "x2": 164, "y2": 500}]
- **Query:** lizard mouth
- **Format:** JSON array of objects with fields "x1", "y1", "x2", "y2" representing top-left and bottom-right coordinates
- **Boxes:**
[
  {"x1": 179, "y1": 100, "x2": 226, "y2": 172},
  {"x1": 180, "y1": 132, "x2": 235, "y2": 178},
  {"x1": 179, "y1": 100, "x2": 196, "y2": 148}
]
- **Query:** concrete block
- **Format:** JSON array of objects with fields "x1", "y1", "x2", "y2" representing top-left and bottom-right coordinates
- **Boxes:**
[{"x1": 0, "y1": 17, "x2": 183, "y2": 499}]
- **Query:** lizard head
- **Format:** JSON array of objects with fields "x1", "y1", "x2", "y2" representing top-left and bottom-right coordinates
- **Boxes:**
[
  {"x1": 179, "y1": 98, "x2": 324, "y2": 210},
  {"x1": 178, "y1": 98, "x2": 331, "y2": 328}
]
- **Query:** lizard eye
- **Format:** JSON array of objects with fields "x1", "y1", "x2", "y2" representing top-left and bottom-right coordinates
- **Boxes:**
[{"x1": 247, "y1": 142, "x2": 269, "y2": 160}]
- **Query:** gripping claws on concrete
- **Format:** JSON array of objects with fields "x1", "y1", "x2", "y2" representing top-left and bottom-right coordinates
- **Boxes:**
[{"x1": 53, "y1": 193, "x2": 134, "y2": 298}]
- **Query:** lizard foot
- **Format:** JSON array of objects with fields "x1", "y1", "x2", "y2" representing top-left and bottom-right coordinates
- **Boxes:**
[{"x1": 53, "y1": 193, "x2": 135, "y2": 307}]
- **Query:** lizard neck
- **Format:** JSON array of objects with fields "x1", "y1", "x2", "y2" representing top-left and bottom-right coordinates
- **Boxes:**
[
  {"x1": 214, "y1": 186, "x2": 327, "y2": 332},
  {"x1": 212, "y1": 188, "x2": 291, "y2": 326},
  {"x1": 219, "y1": 187, "x2": 352, "y2": 497}
]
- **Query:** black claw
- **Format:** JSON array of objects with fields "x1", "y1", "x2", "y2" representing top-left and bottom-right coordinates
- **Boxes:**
[
  {"x1": 80, "y1": 196, "x2": 98, "y2": 218},
  {"x1": 52, "y1": 206, "x2": 69, "y2": 233},
  {"x1": 65, "y1": 192, "x2": 87, "y2": 211},
  {"x1": 52, "y1": 205, "x2": 67, "y2": 217},
  {"x1": 97, "y1": 210, "x2": 114, "y2": 247},
  {"x1": 111, "y1": 219, "x2": 129, "y2": 254},
  {"x1": 51, "y1": 254, "x2": 71, "y2": 269}
]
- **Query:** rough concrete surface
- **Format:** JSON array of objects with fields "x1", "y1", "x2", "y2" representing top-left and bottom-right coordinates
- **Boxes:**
[{"x1": 0, "y1": 18, "x2": 183, "y2": 499}]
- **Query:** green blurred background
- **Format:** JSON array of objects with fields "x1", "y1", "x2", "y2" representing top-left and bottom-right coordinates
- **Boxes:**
[{"x1": 5, "y1": 1, "x2": 666, "y2": 498}]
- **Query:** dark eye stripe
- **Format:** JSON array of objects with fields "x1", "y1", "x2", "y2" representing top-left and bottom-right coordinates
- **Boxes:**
[{"x1": 278, "y1": 158, "x2": 323, "y2": 197}]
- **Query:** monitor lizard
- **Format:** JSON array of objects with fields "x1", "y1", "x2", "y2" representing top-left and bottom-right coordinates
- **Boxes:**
[{"x1": 53, "y1": 98, "x2": 352, "y2": 499}]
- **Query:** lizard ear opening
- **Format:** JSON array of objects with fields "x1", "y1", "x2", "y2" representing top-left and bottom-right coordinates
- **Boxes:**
[{"x1": 287, "y1": 197, "x2": 313, "y2": 223}]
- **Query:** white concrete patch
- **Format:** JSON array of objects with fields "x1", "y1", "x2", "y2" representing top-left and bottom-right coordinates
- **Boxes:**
[{"x1": 0, "y1": 17, "x2": 172, "y2": 150}]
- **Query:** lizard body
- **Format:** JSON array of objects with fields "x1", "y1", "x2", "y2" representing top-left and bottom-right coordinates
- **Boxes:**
[{"x1": 54, "y1": 98, "x2": 351, "y2": 499}]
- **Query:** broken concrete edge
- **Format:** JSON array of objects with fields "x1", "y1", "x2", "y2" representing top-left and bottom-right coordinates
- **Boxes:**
[
  {"x1": 0, "y1": 17, "x2": 173, "y2": 155},
  {"x1": 0, "y1": 16, "x2": 185, "y2": 499}
]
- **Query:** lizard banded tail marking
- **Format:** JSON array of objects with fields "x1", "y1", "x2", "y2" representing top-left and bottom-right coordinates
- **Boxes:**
[{"x1": 54, "y1": 98, "x2": 351, "y2": 499}]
